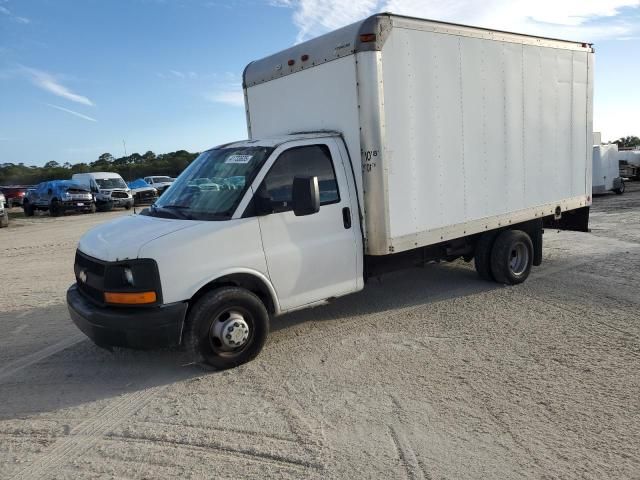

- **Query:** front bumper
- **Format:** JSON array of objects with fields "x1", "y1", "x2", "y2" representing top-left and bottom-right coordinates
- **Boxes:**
[
  {"x1": 67, "y1": 284, "x2": 187, "y2": 349},
  {"x1": 61, "y1": 200, "x2": 94, "y2": 211}
]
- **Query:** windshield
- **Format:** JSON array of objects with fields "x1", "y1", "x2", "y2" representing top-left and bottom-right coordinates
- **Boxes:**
[
  {"x1": 96, "y1": 177, "x2": 127, "y2": 189},
  {"x1": 153, "y1": 176, "x2": 173, "y2": 183},
  {"x1": 152, "y1": 146, "x2": 273, "y2": 220}
]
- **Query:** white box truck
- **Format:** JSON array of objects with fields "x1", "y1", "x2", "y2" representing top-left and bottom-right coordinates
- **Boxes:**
[
  {"x1": 67, "y1": 13, "x2": 594, "y2": 369},
  {"x1": 592, "y1": 144, "x2": 624, "y2": 195}
]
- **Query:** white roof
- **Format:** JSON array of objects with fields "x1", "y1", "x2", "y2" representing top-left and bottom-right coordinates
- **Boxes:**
[{"x1": 214, "y1": 131, "x2": 342, "y2": 150}]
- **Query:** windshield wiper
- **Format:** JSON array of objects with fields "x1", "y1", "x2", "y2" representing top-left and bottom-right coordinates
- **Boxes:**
[{"x1": 149, "y1": 204, "x2": 192, "y2": 220}]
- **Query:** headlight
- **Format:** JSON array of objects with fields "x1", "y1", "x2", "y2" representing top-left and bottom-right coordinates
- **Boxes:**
[{"x1": 123, "y1": 268, "x2": 134, "y2": 286}]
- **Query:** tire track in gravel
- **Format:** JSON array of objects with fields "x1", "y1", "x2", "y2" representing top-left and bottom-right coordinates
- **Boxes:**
[
  {"x1": 8, "y1": 383, "x2": 170, "y2": 480},
  {"x1": 0, "y1": 334, "x2": 85, "y2": 383}
]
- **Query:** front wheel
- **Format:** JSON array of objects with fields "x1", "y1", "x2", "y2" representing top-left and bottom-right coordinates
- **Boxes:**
[
  {"x1": 50, "y1": 199, "x2": 62, "y2": 217},
  {"x1": 183, "y1": 287, "x2": 269, "y2": 369},
  {"x1": 490, "y1": 230, "x2": 533, "y2": 285},
  {"x1": 23, "y1": 201, "x2": 34, "y2": 217}
]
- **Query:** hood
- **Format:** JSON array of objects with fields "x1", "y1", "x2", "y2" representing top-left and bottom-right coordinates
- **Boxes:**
[{"x1": 78, "y1": 214, "x2": 199, "y2": 262}]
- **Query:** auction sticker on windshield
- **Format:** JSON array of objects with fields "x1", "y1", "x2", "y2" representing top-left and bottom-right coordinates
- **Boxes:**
[{"x1": 225, "y1": 155, "x2": 253, "y2": 164}]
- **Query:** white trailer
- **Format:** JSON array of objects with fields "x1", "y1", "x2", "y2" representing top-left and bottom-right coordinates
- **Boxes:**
[
  {"x1": 68, "y1": 13, "x2": 594, "y2": 368},
  {"x1": 592, "y1": 144, "x2": 624, "y2": 194}
]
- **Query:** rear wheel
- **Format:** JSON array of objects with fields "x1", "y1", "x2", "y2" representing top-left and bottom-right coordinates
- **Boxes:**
[
  {"x1": 0, "y1": 213, "x2": 8, "y2": 228},
  {"x1": 184, "y1": 287, "x2": 269, "y2": 370},
  {"x1": 474, "y1": 231, "x2": 498, "y2": 281},
  {"x1": 490, "y1": 230, "x2": 533, "y2": 285},
  {"x1": 614, "y1": 180, "x2": 625, "y2": 195}
]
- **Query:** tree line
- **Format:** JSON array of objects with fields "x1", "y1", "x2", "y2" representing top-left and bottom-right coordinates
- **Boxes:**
[
  {"x1": 0, "y1": 150, "x2": 200, "y2": 186},
  {"x1": 2, "y1": 136, "x2": 639, "y2": 186}
]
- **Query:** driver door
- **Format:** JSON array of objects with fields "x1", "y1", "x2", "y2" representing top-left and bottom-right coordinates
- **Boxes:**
[{"x1": 254, "y1": 139, "x2": 360, "y2": 311}]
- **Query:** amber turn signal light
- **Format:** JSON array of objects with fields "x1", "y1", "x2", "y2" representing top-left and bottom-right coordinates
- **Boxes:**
[{"x1": 104, "y1": 291, "x2": 157, "y2": 305}]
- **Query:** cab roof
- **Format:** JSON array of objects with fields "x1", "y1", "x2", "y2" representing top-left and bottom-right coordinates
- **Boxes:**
[{"x1": 213, "y1": 131, "x2": 341, "y2": 150}]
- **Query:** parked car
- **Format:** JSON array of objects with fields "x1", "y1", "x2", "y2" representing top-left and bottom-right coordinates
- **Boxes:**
[
  {"x1": 0, "y1": 186, "x2": 29, "y2": 207},
  {"x1": 144, "y1": 176, "x2": 174, "y2": 195},
  {"x1": 127, "y1": 178, "x2": 158, "y2": 205},
  {"x1": 23, "y1": 180, "x2": 95, "y2": 216},
  {"x1": 72, "y1": 172, "x2": 133, "y2": 211},
  {"x1": 0, "y1": 192, "x2": 8, "y2": 227}
]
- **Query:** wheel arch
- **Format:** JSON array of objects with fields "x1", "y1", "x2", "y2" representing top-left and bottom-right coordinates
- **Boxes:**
[{"x1": 186, "y1": 269, "x2": 280, "y2": 318}]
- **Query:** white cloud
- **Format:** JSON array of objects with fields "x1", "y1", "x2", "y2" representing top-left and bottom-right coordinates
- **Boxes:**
[
  {"x1": 206, "y1": 86, "x2": 245, "y2": 107},
  {"x1": 0, "y1": 3, "x2": 30, "y2": 24},
  {"x1": 276, "y1": 0, "x2": 640, "y2": 42},
  {"x1": 22, "y1": 67, "x2": 94, "y2": 106},
  {"x1": 46, "y1": 104, "x2": 98, "y2": 122}
]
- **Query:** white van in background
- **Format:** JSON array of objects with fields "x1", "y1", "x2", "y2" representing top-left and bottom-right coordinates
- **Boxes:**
[{"x1": 72, "y1": 172, "x2": 133, "y2": 211}]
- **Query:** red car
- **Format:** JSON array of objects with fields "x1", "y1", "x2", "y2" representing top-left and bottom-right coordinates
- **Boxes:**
[{"x1": 0, "y1": 186, "x2": 29, "y2": 208}]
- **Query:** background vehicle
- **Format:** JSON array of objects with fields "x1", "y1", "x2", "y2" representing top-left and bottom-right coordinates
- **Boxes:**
[
  {"x1": 68, "y1": 13, "x2": 594, "y2": 369},
  {"x1": 23, "y1": 180, "x2": 95, "y2": 216},
  {"x1": 593, "y1": 145, "x2": 624, "y2": 195},
  {"x1": 0, "y1": 192, "x2": 8, "y2": 228},
  {"x1": 0, "y1": 186, "x2": 29, "y2": 208},
  {"x1": 144, "y1": 176, "x2": 174, "y2": 195},
  {"x1": 127, "y1": 178, "x2": 158, "y2": 205},
  {"x1": 72, "y1": 172, "x2": 133, "y2": 211},
  {"x1": 619, "y1": 149, "x2": 640, "y2": 180}
]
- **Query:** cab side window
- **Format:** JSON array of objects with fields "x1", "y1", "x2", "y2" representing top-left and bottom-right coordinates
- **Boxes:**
[{"x1": 259, "y1": 145, "x2": 339, "y2": 213}]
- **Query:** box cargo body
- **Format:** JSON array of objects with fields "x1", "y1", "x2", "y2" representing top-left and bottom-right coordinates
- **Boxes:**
[{"x1": 244, "y1": 13, "x2": 594, "y2": 255}]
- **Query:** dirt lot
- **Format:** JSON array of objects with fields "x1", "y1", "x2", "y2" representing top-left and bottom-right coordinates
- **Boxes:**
[{"x1": 0, "y1": 186, "x2": 639, "y2": 479}]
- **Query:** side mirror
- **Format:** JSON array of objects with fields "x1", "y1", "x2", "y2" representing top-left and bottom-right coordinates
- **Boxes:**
[{"x1": 292, "y1": 176, "x2": 320, "y2": 216}]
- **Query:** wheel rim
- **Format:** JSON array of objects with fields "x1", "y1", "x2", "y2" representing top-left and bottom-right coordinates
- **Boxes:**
[
  {"x1": 208, "y1": 308, "x2": 252, "y2": 356},
  {"x1": 509, "y1": 242, "x2": 529, "y2": 276}
]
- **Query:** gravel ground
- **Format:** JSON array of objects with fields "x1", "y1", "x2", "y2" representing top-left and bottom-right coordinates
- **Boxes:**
[{"x1": 0, "y1": 186, "x2": 638, "y2": 479}]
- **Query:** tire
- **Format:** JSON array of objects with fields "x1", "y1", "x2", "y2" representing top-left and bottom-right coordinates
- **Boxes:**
[
  {"x1": 0, "y1": 213, "x2": 8, "y2": 228},
  {"x1": 90, "y1": 202, "x2": 97, "y2": 214},
  {"x1": 50, "y1": 199, "x2": 62, "y2": 217},
  {"x1": 614, "y1": 180, "x2": 625, "y2": 195},
  {"x1": 490, "y1": 230, "x2": 533, "y2": 285},
  {"x1": 124, "y1": 202, "x2": 132, "y2": 210},
  {"x1": 97, "y1": 201, "x2": 113, "y2": 212},
  {"x1": 184, "y1": 287, "x2": 269, "y2": 370},
  {"x1": 474, "y1": 231, "x2": 499, "y2": 281},
  {"x1": 23, "y1": 201, "x2": 34, "y2": 217}
]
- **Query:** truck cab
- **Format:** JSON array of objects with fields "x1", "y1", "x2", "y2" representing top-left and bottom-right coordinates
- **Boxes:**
[{"x1": 67, "y1": 133, "x2": 363, "y2": 368}]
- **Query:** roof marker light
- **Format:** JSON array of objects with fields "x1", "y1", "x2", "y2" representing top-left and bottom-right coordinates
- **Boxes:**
[
  {"x1": 288, "y1": 59, "x2": 295, "y2": 66},
  {"x1": 360, "y1": 33, "x2": 376, "y2": 43},
  {"x1": 301, "y1": 54, "x2": 309, "y2": 62}
]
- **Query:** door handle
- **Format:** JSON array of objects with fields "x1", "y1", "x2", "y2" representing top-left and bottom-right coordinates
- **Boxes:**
[{"x1": 342, "y1": 207, "x2": 352, "y2": 229}]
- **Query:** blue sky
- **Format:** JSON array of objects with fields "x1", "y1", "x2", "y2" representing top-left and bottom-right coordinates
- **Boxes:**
[{"x1": 1, "y1": 0, "x2": 639, "y2": 167}]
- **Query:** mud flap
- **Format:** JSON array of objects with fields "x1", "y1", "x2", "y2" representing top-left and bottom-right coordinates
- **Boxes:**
[{"x1": 543, "y1": 206, "x2": 590, "y2": 233}]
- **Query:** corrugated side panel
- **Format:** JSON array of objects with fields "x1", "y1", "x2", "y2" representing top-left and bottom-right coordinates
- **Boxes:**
[
  {"x1": 245, "y1": 55, "x2": 364, "y2": 206},
  {"x1": 380, "y1": 27, "x2": 591, "y2": 249}
]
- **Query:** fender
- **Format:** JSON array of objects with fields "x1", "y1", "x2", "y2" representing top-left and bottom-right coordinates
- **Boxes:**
[{"x1": 189, "y1": 267, "x2": 281, "y2": 316}]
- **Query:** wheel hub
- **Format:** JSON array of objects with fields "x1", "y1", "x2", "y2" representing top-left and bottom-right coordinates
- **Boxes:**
[
  {"x1": 211, "y1": 311, "x2": 250, "y2": 350},
  {"x1": 509, "y1": 243, "x2": 529, "y2": 276}
]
